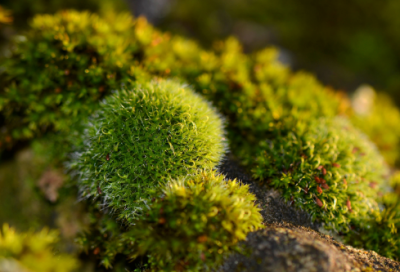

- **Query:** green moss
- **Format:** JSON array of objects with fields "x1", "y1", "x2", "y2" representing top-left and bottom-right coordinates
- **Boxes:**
[
  {"x1": 0, "y1": 10, "x2": 348, "y2": 158},
  {"x1": 73, "y1": 80, "x2": 226, "y2": 223},
  {"x1": 3, "y1": 9, "x2": 400, "y2": 265},
  {"x1": 0, "y1": 224, "x2": 79, "y2": 272},
  {"x1": 76, "y1": 201, "x2": 156, "y2": 270},
  {"x1": 79, "y1": 171, "x2": 263, "y2": 271},
  {"x1": 0, "y1": 10, "x2": 139, "y2": 149},
  {"x1": 344, "y1": 172, "x2": 400, "y2": 260},
  {"x1": 252, "y1": 117, "x2": 389, "y2": 231},
  {"x1": 130, "y1": 171, "x2": 263, "y2": 271},
  {"x1": 351, "y1": 85, "x2": 400, "y2": 167}
]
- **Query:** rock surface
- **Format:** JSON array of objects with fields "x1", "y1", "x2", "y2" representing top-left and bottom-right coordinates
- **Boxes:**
[
  {"x1": 219, "y1": 156, "x2": 400, "y2": 272},
  {"x1": 220, "y1": 156, "x2": 319, "y2": 229},
  {"x1": 220, "y1": 222, "x2": 400, "y2": 272}
]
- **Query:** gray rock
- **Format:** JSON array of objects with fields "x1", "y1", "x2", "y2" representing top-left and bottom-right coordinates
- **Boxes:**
[
  {"x1": 220, "y1": 222, "x2": 400, "y2": 272},
  {"x1": 218, "y1": 156, "x2": 400, "y2": 272},
  {"x1": 219, "y1": 156, "x2": 319, "y2": 229}
]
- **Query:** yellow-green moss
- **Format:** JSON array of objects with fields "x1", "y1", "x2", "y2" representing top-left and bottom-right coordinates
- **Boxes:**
[
  {"x1": 0, "y1": 224, "x2": 79, "y2": 272},
  {"x1": 351, "y1": 85, "x2": 400, "y2": 166}
]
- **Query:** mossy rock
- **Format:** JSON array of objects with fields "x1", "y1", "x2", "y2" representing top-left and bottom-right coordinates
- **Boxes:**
[{"x1": 2, "y1": 9, "x2": 400, "y2": 269}]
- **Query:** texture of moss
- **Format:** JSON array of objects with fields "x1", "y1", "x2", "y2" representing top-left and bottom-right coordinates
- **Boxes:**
[
  {"x1": 0, "y1": 10, "x2": 347, "y2": 158},
  {"x1": 1, "y1": 9, "x2": 400, "y2": 267},
  {"x1": 252, "y1": 117, "x2": 389, "y2": 231},
  {"x1": 344, "y1": 172, "x2": 400, "y2": 260},
  {"x1": 74, "y1": 80, "x2": 226, "y2": 223},
  {"x1": 78, "y1": 171, "x2": 263, "y2": 271},
  {"x1": 0, "y1": 11, "x2": 137, "y2": 149},
  {"x1": 129, "y1": 171, "x2": 263, "y2": 271},
  {"x1": 0, "y1": 224, "x2": 79, "y2": 272}
]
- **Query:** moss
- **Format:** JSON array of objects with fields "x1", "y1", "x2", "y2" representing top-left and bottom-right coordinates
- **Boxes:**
[
  {"x1": 350, "y1": 85, "x2": 400, "y2": 167},
  {"x1": 0, "y1": 224, "x2": 79, "y2": 272},
  {"x1": 130, "y1": 171, "x2": 263, "y2": 271},
  {"x1": 219, "y1": 156, "x2": 321, "y2": 230},
  {"x1": 344, "y1": 172, "x2": 400, "y2": 260},
  {"x1": 75, "y1": 203, "x2": 145, "y2": 270},
  {"x1": 252, "y1": 117, "x2": 389, "y2": 231},
  {"x1": 78, "y1": 171, "x2": 263, "y2": 271},
  {"x1": 346, "y1": 203, "x2": 400, "y2": 261},
  {"x1": 2, "y1": 9, "x2": 400, "y2": 267},
  {"x1": 0, "y1": 10, "x2": 347, "y2": 159},
  {"x1": 158, "y1": 0, "x2": 400, "y2": 105},
  {"x1": 73, "y1": 80, "x2": 226, "y2": 223},
  {"x1": 0, "y1": 10, "x2": 139, "y2": 150}
]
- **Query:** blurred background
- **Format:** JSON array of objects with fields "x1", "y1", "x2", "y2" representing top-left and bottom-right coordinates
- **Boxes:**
[{"x1": 1, "y1": 0, "x2": 400, "y2": 104}]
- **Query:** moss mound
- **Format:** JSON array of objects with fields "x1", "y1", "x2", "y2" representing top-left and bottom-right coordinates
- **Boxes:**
[
  {"x1": 74, "y1": 80, "x2": 226, "y2": 223},
  {"x1": 126, "y1": 171, "x2": 262, "y2": 271},
  {"x1": 252, "y1": 117, "x2": 389, "y2": 231},
  {"x1": 76, "y1": 171, "x2": 263, "y2": 271}
]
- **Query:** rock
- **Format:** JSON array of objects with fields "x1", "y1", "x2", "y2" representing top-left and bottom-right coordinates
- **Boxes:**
[
  {"x1": 218, "y1": 156, "x2": 400, "y2": 272},
  {"x1": 220, "y1": 222, "x2": 400, "y2": 272},
  {"x1": 219, "y1": 156, "x2": 319, "y2": 229}
]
